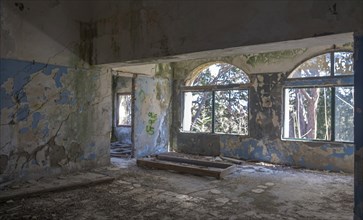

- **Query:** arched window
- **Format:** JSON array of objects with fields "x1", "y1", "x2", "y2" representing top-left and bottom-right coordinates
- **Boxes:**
[
  {"x1": 283, "y1": 51, "x2": 354, "y2": 142},
  {"x1": 182, "y1": 63, "x2": 250, "y2": 135}
]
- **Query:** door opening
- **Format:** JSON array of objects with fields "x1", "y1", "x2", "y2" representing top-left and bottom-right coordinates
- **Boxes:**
[{"x1": 111, "y1": 76, "x2": 133, "y2": 158}]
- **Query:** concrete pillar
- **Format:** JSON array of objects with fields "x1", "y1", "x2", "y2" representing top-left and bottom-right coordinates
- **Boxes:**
[{"x1": 354, "y1": 33, "x2": 363, "y2": 220}]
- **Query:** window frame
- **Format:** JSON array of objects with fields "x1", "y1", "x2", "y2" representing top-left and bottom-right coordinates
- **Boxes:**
[
  {"x1": 180, "y1": 65, "x2": 251, "y2": 136},
  {"x1": 116, "y1": 93, "x2": 132, "y2": 127},
  {"x1": 282, "y1": 50, "x2": 354, "y2": 143}
]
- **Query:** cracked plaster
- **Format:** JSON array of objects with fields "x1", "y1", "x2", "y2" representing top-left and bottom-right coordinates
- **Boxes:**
[{"x1": 0, "y1": 59, "x2": 111, "y2": 182}]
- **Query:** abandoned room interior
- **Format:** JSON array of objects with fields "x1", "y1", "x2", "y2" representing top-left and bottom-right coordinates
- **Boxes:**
[{"x1": 1, "y1": 1, "x2": 363, "y2": 219}]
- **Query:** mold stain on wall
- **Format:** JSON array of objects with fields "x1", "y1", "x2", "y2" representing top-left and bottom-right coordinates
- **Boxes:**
[
  {"x1": 243, "y1": 48, "x2": 308, "y2": 67},
  {"x1": 79, "y1": 21, "x2": 98, "y2": 65}
]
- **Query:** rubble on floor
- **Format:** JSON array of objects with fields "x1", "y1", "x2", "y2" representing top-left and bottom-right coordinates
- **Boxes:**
[
  {"x1": 110, "y1": 142, "x2": 132, "y2": 158},
  {"x1": 0, "y1": 157, "x2": 354, "y2": 220}
]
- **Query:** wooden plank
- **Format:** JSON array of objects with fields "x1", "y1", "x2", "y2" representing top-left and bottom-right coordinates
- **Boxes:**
[
  {"x1": 137, "y1": 158, "x2": 224, "y2": 179},
  {"x1": 0, "y1": 176, "x2": 114, "y2": 202},
  {"x1": 219, "y1": 155, "x2": 244, "y2": 165},
  {"x1": 156, "y1": 154, "x2": 231, "y2": 169}
]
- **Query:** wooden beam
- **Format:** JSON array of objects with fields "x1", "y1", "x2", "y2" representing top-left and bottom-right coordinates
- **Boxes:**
[
  {"x1": 0, "y1": 176, "x2": 114, "y2": 202},
  {"x1": 156, "y1": 154, "x2": 231, "y2": 168},
  {"x1": 137, "y1": 158, "x2": 234, "y2": 179},
  {"x1": 219, "y1": 155, "x2": 244, "y2": 165}
]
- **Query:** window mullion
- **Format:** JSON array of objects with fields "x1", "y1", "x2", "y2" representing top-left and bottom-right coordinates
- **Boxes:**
[
  {"x1": 330, "y1": 52, "x2": 335, "y2": 141},
  {"x1": 331, "y1": 87, "x2": 336, "y2": 141},
  {"x1": 212, "y1": 91, "x2": 215, "y2": 133},
  {"x1": 331, "y1": 52, "x2": 335, "y2": 77}
]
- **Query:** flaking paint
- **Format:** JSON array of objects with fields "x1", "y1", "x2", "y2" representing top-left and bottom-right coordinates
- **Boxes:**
[
  {"x1": 0, "y1": 59, "x2": 111, "y2": 182},
  {"x1": 171, "y1": 45, "x2": 354, "y2": 172}
]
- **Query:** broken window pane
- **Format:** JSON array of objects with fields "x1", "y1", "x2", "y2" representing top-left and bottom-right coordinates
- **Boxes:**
[
  {"x1": 215, "y1": 90, "x2": 249, "y2": 135},
  {"x1": 334, "y1": 52, "x2": 354, "y2": 76},
  {"x1": 118, "y1": 94, "x2": 132, "y2": 126},
  {"x1": 183, "y1": 91, "x2": 212, "y2": 133},
  {"x1": 335, "y1": 86, "x2": 354, "y2": 142},
  {"x1": 289, "y1": 53, "x2": 331, "y2": 78},
  {"x1": 284, "y1": 88, "x2": 331, "y2": 140}
]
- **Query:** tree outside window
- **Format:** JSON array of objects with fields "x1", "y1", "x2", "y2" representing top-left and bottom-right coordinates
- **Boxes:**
[
  {"x1": 117, "y1": 94, "x2": 132, "y2": 126},
  {"x1": 182, "y1": 63, "x2": 250, "y2": 135},
  {"x1": 283, "y1": 52, "x2": 354, "y2": 142}
]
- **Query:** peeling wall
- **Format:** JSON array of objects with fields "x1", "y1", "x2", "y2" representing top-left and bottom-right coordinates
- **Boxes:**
[
  {"x1": 133, "y1": 64, "x2": 172, "y2": 157},
  {"x1": 171, "y1": 45, "x2": 354, "y2": 172},
  {"x1": 0, "y1": 59, "x2": 112, "y2": 182}
]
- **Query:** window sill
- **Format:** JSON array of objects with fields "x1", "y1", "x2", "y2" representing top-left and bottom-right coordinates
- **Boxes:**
[
  {"x1": 179, "y1": 131, "x2": 249, "y2": 137},
  {"x1": 281, "y1": 138, "x2": 354, "y2": 145}
]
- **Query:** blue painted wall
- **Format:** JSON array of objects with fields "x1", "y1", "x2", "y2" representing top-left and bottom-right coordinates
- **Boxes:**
[{"x1": 0, "y1": 59, "x2": 111, "y2": 182}]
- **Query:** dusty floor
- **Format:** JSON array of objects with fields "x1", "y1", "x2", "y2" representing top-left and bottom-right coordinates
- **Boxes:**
[{"x1": 0, "y1": 157, "x2": 353, "y2": 220}]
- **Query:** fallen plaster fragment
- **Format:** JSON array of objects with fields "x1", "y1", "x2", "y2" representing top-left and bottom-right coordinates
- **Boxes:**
[
  {"x1": 252, "y1": 189, "x2": 264, "y2": 193},
  {"x1": 210, "y1": 189, "x2": 221, "y2": 194},
  {"x1": 116, "y1": 180, "x2": 131, "y2": 185},
  {"x1": 215, "y1": 198, "x2": 229, "y2": 204},
  {"x1": 229, "y1": 215, "x2": 238, "y2": 220},
  {"x1": 6, "y1": 200, "x2": 14, "y2": 204},
  {"x1": 257, "y1": 185, "x2": 268, "y2": 189},
  {"x1": 209, "y1": 211, "x2": 220, "y2": 217},
  {"x1": 265, "y1": 182, "x2": 275, "y2": 186},
  {"x1": 244, "y1": 211, "x2": 257, "y2": 216},
  {"x1": 214, "y1": 156, "x2": 223, "y2": 161}
]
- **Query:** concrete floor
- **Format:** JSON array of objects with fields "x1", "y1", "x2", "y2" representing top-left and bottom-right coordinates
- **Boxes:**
[{"x1": 0, "y1": 157, "x2": 353, "y2": 220}]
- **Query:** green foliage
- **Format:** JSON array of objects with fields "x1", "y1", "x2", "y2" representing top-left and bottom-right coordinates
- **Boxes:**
[
  {"x1": 192, "y1": 115, "x2": 212, "y2": 132},
  {"x1": 285, "y1": 52, "x2": 354, "y2": 142},
  {"x1": 184, "y1": 63, "x2": 249, "y2": 135}
]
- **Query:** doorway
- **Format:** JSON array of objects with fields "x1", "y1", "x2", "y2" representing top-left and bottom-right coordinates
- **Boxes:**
[{"x1": 111, "y1": 76, "x2": 133, "y2": 158}]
